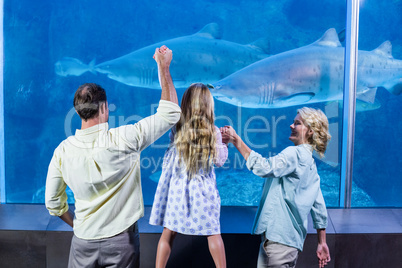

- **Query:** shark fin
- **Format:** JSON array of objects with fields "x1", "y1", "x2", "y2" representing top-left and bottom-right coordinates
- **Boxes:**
[
  {"x1": 356, "y1": 99, "x2": 381, "y2": 112},
  {"x1": 332, "y1": 99, "x2": 380, "y2": 113},
  {"x1": 195, "y1": 23, "x2": 222, "y2": 39},
  {"x1": 247, "y1": 37, "x2": 271, "y2": 55},
  {"x1": 356, "y1": 87, "x2": 377, "y2": 103},
  {"x1": 275, "y1": 92, "x2": 315, "y2": 105},
  {"x1": 312, "y1": 28, "x2": 342, "y2": 47},
  {"x1": 372, "y1": 41, "x2": 393, "y2": 58}
]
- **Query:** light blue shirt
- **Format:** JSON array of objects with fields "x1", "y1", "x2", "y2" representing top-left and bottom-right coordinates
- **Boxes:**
[{"x1": 246, "y1": 144, "x2": 327, "y2": 251}]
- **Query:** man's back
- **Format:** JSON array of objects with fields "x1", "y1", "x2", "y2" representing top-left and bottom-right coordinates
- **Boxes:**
[
  {"x1": 45, "y1": 46, "x2": 180, "y2": 268},
  {"x1": 46, "y1": 101, "x2": 181, "y2": 239}
]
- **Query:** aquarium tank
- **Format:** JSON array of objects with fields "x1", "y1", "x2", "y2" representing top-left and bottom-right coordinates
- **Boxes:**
[{"x1": 1, "y1": 0, "x2": 401, "y2": 208}]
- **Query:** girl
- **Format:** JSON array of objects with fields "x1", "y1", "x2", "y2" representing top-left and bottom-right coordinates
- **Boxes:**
[{"x1": 150, "y1": 83, "x2": 228, "y2": 268}]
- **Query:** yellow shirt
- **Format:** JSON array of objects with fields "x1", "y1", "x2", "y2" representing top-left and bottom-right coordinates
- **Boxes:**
[{"x1": 45, "y1": 100, "x2": 181, "y2": 239}]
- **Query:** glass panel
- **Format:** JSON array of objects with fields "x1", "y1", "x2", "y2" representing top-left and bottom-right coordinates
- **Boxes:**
[
  {"x1": 4, "y1": 0, "x2": 345, "y2": 207},
  {"x1": 352, "y1": 0, "x2": 402, "y2": 207},
  {"x1": 0, "y1": 0, "x2": 4, "y2": 203}
]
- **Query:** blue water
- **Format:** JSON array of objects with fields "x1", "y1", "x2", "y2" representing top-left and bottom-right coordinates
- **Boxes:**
[{"x1": 3, "y1": 0, "x2": 401, "y2": 207}]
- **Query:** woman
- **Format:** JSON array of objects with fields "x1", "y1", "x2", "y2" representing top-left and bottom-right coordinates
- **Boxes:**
[
  {"x1": 149, "y1": 83, "x2": 228, "y2": 268},
  {"x1": 221, "y1": 107, "x2": 331, "y2": 268}
]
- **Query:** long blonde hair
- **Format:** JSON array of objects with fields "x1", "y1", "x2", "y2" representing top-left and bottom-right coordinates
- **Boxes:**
[
  {"x1": 175, "y1": 83, "x2": 216, "y2": 177},
  {"x1": 297, "y1": 107, "x2": 331, "y2": 159}
]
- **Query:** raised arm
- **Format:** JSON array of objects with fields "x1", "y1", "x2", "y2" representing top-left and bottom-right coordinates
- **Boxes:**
[
  {"x1": 119, "y1": 46, "x2": 181, "y2": 152},
  {"x1": 153, "y1": 45, "x2": 178, "y2": 105}
]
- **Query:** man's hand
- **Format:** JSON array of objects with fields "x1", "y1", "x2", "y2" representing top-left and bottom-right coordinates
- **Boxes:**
[
  {"x1": 317, "y1": 242, "x2": 331, "y2": 268},
  {"x1": 59, "y1": 209, "x2": 74, "y2": 228},
  {"x1": 153, "y1": 45, "x2": 178, "y2": 104}
]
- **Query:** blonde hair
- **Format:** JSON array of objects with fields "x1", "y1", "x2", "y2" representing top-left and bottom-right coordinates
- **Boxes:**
[
  {"x1": 175, "y1": 83, "x2": 216, "y2": 177},
  {"x1": 297, "y1": 107, "x2": 331, "y2": 159}
]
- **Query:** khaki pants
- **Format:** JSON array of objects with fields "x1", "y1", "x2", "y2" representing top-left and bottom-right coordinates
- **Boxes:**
[
  {"x1": 68, "y1": 222, "x2": 140, "y2": 268},
  {"x1": 257, "y1": 236, "x2": 299, "y2": 268}
]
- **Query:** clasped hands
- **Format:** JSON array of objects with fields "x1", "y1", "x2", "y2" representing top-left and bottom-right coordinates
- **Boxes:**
[
  {"x1": 153, "y1": 45, "x2": 172, "y2": 67},
  {"x1": 220, "y1": 125, "x2": 238, "y2": 145}
]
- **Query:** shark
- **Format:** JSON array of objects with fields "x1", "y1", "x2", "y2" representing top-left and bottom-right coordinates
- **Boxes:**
[
  {"x1": 55, "y1": 23, "x2": 270, "y2": 89},
  {"x1": 210, "y1": 28, "x2": 402, "y2": 109}
]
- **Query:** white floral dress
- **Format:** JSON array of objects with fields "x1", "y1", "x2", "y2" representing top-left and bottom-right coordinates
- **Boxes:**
[{"x1": 149, "y1": 126, "x2": 228, "y2": 235}]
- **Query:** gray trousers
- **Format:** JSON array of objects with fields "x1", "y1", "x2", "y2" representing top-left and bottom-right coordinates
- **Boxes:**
[
  {"x1": 257, "y1": 236, "x2": 299, "y2": 268},
  {"x1": 68, "y1": 222, "x2": 140, "y2": 268}
]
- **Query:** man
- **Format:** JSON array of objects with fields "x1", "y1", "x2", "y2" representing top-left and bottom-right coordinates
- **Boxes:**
[{"x1": 45, "y1": 45, "x2": 180, "y2": 268}]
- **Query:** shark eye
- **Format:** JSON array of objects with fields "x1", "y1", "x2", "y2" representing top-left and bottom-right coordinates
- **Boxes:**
[
  {"x1": 206, "y1": 83, "x2": 214, "y2": 89},
  {"x1": 213, "y1": 84, "x2": 221, "y2": 90}
]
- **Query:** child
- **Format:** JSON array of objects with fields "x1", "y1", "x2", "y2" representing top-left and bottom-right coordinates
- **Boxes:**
[{"x1": 150, "y1": 83, "x2": 228, "y2": 268}]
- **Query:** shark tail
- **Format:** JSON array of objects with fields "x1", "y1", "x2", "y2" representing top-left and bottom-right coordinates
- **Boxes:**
[
  {"x1": 54, "y1": 57, "x2": 96, "y2": 77},
  {"x1": 88, "y1": 59, "x2": 96, "y2": 75}
]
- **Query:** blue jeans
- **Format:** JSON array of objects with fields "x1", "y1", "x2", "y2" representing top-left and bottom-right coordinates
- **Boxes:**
[{"x1": 68, "y1": 222, "x2": 140, "y2": 268}]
